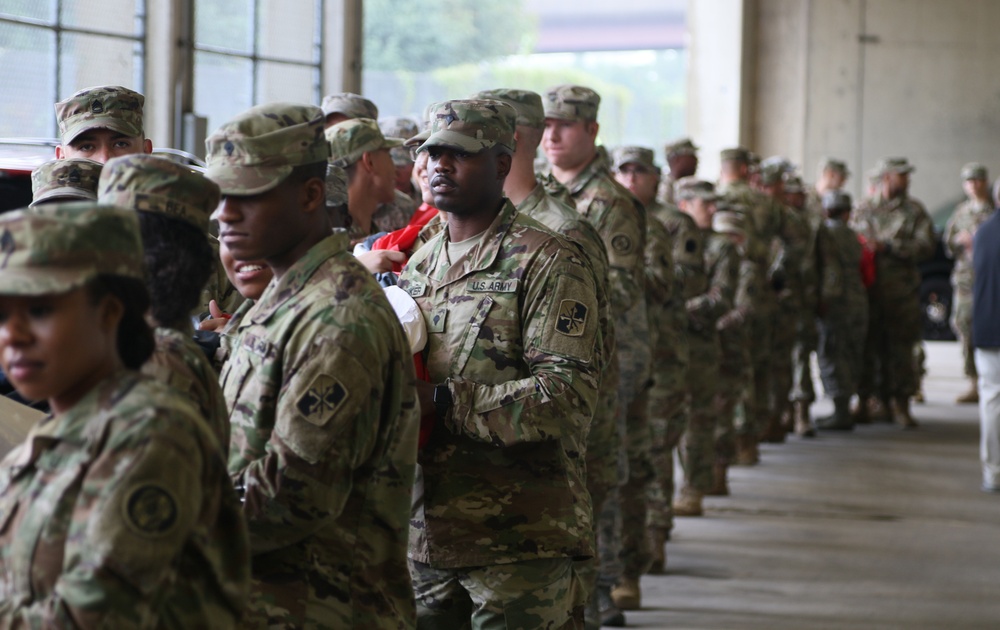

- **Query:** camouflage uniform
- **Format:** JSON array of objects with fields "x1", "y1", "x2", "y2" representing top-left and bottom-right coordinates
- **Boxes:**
[
  {"x1": 54, "y1": 85, "x2": 144, "y2": 146},
  {"x1": 30, "y1": 158, "x2": 102, "y2": 206},
  {"x1": 0, "y1": 203, "x2": 249, "y2": 627},
  {"x1": 850, "y1": 159, "x2": 936, "y2": 406},
  {"x1": 374, "y1": 188, "x2": 418, "y2": 233},
  {"x1": 401, "y1": 99, "x2": 600, "y2": 629},
  {"x1": 790, "y1": 186, "x2": 829, "y2": 414},
  {"x1": 655, "y1": 138, "x2": 699, "y2": 206},
  {"x1": 208, "y1": 104, "x2": 419, "y2": 629},
  {"x1": 944, "y1": 165, "x2": 995, "y2": 381}
]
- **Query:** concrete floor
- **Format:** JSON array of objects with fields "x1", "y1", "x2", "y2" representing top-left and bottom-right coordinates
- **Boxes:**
[{"x1": 628, "y1": 341, "x2": 1000, "y2": 630}]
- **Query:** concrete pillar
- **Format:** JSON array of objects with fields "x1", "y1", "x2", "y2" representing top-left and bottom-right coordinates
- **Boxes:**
[
  {"x1": 323, "y1": 0, "x2": 363, "y2": 95},
  {"x1": 145, "y1": 0, "x2": 187, "y2": 150}
]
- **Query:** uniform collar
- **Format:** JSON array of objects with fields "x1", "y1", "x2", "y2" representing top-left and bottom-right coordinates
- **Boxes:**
[{"x1": 564, "y1": 154, "x2": 608, "y2": 196}]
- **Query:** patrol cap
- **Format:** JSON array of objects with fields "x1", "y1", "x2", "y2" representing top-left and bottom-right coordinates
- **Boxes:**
[
  {"x1": 783, "y1": 175, "x2": 805, "y2": 194},
  {"x1": 98, "y1": 154, "x2": 220, "y2": 233},
  {"x1": 417, "y1": 99, "x2": 517, "y2": 155},
  {"x1": 30, "y1": 158, "x2": 102, "y2": 207},
  {"x1": 55, "y1": 85, "x2": 145, "y2": 145},
  {"x1": 822, "y1": 190, "x2": 853, "y2": 212},
  {"x1": 961, "y1": 162, "x2": 988, "y2": 181},
  {"x1": 820, "y1": 157, "x2": 849, "y2": 176},
  {"x1": 326, "y1": 164, "x2": 348, "y2": 207},
  {"x1": 759, "y1": 162, "x2": 786, "y2": 186},
  {"x1": 712, "y1": 209, "x2": 746, "y2": 236},
  {"x1": 664, "y1": 138, "x2": 698, "y2": 158},
  {"x1": 674, "y1": 177, "x2": 719, "y2": 201},
  {"x1": 543, "y1": 84, "x2": 600, "y2": 122},
  {"x1": 379, "y1": 116, "x2": 419, "y2": 166},
  {"x1": 0, "y1": 202, "x2": 144, "y2": 296},
  {"x1": 720, "y1": 147, "x2": 752, "y2": 163},
  {"x1": 876, "y1": 157, "x2": 914, "y2": 176},
  {"x1": 320, "y1": 92, "x2": 378, "y2": 120},
  {"x1": 204, "y1": 103, "x2": 330, "y2": 196},
  {"x1": 474, "y1": 88, "x2": 545, "y2": 129},
  {"x1": 327, "y1": 118, "x2": 404, "y2": 168},
  {"x1": 612, "y1": 146, "x2": 659, "y2": 173},
  {"x1": 404, "y1": 102, "x2": 437, "y2": 150}
]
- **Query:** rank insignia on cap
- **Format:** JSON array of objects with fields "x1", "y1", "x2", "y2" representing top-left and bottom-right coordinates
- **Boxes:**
[
  {"x1": 297, "y1": 374, "x2": 348, "y2": 426},
  {"x1": 124, "y1": 484, "x2": 178, "y2": 537},
  {"x1": 556, "y1": 299, "x2": 588, "y2": 337}
]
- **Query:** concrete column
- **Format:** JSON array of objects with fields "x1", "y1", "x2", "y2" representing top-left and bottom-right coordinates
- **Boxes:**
[
  {"x1": 144, "y1": 0, "x2": 186, "y2": 150},
  {"x1": 323, "y1": 0, "x2": 363, "y2": 95}
]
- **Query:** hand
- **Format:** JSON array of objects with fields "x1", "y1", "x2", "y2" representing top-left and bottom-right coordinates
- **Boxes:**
[
  {"x1": 198, "y1": 299, "x2": 231, "y2": 332},
  {"x1": 957, "y1": 230, "x2": 973, "y2": 251},
  {"x1": 357, "y1": 249, "x2": 407, "y2": 274}
]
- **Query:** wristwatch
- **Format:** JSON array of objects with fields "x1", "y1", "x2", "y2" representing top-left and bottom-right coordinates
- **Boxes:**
[{"x1": 433, "y1": 383, "x2": 453, "y2": 419}]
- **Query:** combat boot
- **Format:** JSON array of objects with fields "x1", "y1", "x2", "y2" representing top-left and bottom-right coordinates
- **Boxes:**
[
  {"x1": 673, "y1": 485, "x2": 703, "y2": 516},
  {"x1": 733, "y1": 434, "x2": 759, "y2": 465},
  {"x1": 763, "y1": 414, "x2": 786, "y2": 443},
  {"x1": 851, "y1": 396, "x2": 871, "y2": 424},
  {"x1": 611, "y1": 577, "x2": 641, "y2": 610},
  {"x1": 793, "y1": 401, "x2": 816, "y2": 437},
  {"x1": 817, "y1": 396, "x2": 853, "y2": 430},
  {"x1": 705, "y1": 461, "x2": 729, "y2": 496},
  {"x1": 596, "y1": 584, "x2": 625, "y2": 627},
  {"x1": 646, "y1": 527, "x2": 668, "y2": 574},
  {"x1": 892, "y1": 397, "x2": 918, "y2": 429},
  {"x1": 873, "y1": 398, "x2": 893, "y2": 423},
  {"x1": 956, "y1": 380, "x2": 979, "y2": 404}
]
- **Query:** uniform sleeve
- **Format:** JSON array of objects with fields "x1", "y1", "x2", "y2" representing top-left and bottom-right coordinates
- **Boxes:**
[
  {"x1": 942, "y1": 205, "x2": 965, "y2": 259},
  {"x1": 0, "y1": 416, "x2": 207, "y2": 628},
  {"x1": 595, "y1": 195, "x2": 646, "y2": 314},
  {"x1": 446, "y1": 247, "x2": 602, "y2": 447},
  {"x1": 235, "y1": 320, "x2": 388, "y2": 553},
  {"x1": 687, "y1": 242, "x2": 736, "y2": 326},
  {"x1": 817, "y1": 225, "x2": 843, "y2": 302},
  {"x1": 643, "y1": 219, "x2": 674, "y2": 307},
  {"x1": 887, "y1": 203, "x2": 936, "y2": 262}
]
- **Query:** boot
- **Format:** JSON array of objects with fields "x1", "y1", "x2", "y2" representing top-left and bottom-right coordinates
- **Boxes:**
[
  {"x1": 705, "y1": 461, "x2": 729, "y2": 496},
  {"x1": 872, "y1": 398, "x2": 893, "y2": 423},
  {"x1": 763, "y1": 414, "x2": 787, "y2": 443},
  {"x1": 781, "y1": 405, "x2": 794, "y2": 434},
  {"x1": 596, "y1": 584, "x2": 626, "y2": 627},
  {"x1": 673, "y1": 486, "x2": 703, "y2": 516},
  {"x1": 733, "y1": 434, "x2": 760, "y2": 466},
  {"x1": 793, "y1": 401, "x2": 816, "y2": 437},
  {"x1": 646, "y1": 527, "x2": 667, "y2": 574},
  {"x1": 611, "y1": 577, "x2": 641, "y2": 611},
  {"x1": 851, "y1": 396, "x2": 872, "y2": 424},
  {"x1": 913, "y1": 388, "x2": 925, "y2": 403},
  {"x1": 817, "y1": 396, "x2": 854, "y2": 430},
  {"x1": 892, "y1": 397, "x2": 918, "y2": 429},
  {"x1": 956, "y1": 380, "x2": 979, "y2": 404}
]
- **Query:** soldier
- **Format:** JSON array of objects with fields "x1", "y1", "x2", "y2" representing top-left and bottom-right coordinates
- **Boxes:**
[
  {"x1": 320, "y1": 91, "x2": 378, "y2": 128},
  {"x1": 972, "y1": 178, "x2": 1000, "y2": 492},
  {"x1": 327, "y1": 118, "x2": 404, "y2": 244},
  {"x1": 944, "y1": 162, "x2": 994, "y2": 404},
  {"x1": 207, "y1": 102, "x2": 419, "y2": 628},
  {"x1": 542, "y1": 84, "x2": 647, "y2": 626},
  {"x1": 656, "y1": 138, "x2": 699, "y2": 205},
  {"x1": 850, "y1": 158, "x2": 936, "y2": 427},
  {"x1": 398, "y1": 99, "x2": 601, "y2": 629},
  {"x1": 675, "y1": 178, "x2": 737, "y2": 516},
  {"x1": 610, "y1": 146, "x2": 674, "y2": 611},
  {"x1": 0, "y1": 202, "x2": 249, "y2": 626},
  {"x1": 54, "y1": 85, "x2": 151, "y2": 162},
  {"x1": 816, "y1": 191, "x2": 868, "y2": 430},
  {"x1": 379, "y1": 116, "x2": 422, "y2": 204},
  {"x1": 30, "y1": 158, "x2": 102, "y2": 206},
  {"x1": 97, "y1": 154, "x2": 231, "y2": 450}
]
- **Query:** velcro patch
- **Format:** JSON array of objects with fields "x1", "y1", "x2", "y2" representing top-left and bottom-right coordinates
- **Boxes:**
[
  {"x1": 555, "y1": 299, "x2": 589, "y2": 337},
  {"x1": 123, "y1": 484, "x2": 179, "y2": 537},
  {"x1": 296, "y1": 374, "x2": 348, "y2": 427},
  {"x1": 406, "y1": 280, "x2": 426, "y2": 297},
  {"x1": 467, "y1": 278, "x2": 519, "y2": 293}
]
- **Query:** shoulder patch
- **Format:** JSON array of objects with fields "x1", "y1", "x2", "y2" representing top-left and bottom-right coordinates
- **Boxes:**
[
  {"x1": 296, "y1": 374, "x2": 348, "y2": 427},
  {"x1": 556, "y1": 299, "x2": 589, "y2": 337},
  {"x1": 611, "y1": 233, "x2": 634, "y2": 255},
  {"x1": 123, "y1": 484, "x2": 179, "y2": 537}
]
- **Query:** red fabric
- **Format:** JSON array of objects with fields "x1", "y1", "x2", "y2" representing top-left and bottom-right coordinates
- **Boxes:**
[
  {"x1": 857, "y1": 234, "x2": 877, "y2": 288},
  {"x1": 371, "y1": 203, "x2": 439, "y2": 273}
]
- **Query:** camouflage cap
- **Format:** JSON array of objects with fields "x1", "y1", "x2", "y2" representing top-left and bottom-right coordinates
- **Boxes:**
[
  {"x1": 820, "y1": 157, "x2": 849, "y2": 176},
  {"x1": 404, "y1": 102, "x2": 438, "y2": 149},
  {"x1": 0, "y1": 202, "x2": 144, "y2": 296},
  {"x1": 961, "y1": 162, "x2": 988, "y2": 181},
  {"x1": 320, "y1": 92, "x2": 378, "y2": 120},
  {"x1": 876, "y1": 157, "x2": 914, "y2": 176},
  {"x1": 473, "y1": 89, "x2": 545, "y2": 129},
  {"x1": 664, "y1": 138, "x2": 698, "y2": 158},
  {"x1": 712, "y1": 209, "x2": 746, "y2": 236},
  {"x1": 543, "y1": 84, "x2": 600, "y2": 121},
  {"x1": 327, "y1": 118, "x2": 404, "y2": 168},
  {"x1": 759, "y1": 162, "x2": 786, "y2": 186},
  {"x1": 30, "y1": 158, "x2": 103, "y2": 207},
  {"x1": 97, "y1": 154, "x2": 220, "y2": 233},
  {"x1": 204, "y1": 103, "x2": 330, "y2": 196},
  {"x1": 822, "y1": 190, "x2": 853, "y2": 212},
  {"x1": 783, "y1": 175, "x2": 805, "y2": 194},
  {"x1": 326, "y1": 164, "x2": 348, "y2": 207},
  {"x1": 379, "y1": 116, "x2": 420, "y2": 166},
  {"x1": 417, "y1": 99, "x2": 517, "y2": 155},
  {"x1": 674, "y1": 177, "x2": 719, "y2": 201},
  {"x1": 720, "y1": 147, "x2": 752, "y2": 163},
  {"x1": 612, "y1": 146, "x2": 659, "y2": 173},
  {"x1": 55, "y1": 85, "x2": 145, "y2": 145}
]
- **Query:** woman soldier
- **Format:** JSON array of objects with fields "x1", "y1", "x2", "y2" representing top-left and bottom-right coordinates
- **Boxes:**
[{"x1": 0, "y1": 202, "x2": 249, "y2": 626}]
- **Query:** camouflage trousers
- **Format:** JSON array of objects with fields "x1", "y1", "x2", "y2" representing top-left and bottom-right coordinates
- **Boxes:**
[
  {"x1": 645, "y1": 366, "x2": 690, "y2": 535},
  {"x1": 680, "y1": 333, "x2": 720, "y2": 492},
  {"x1": 770, "y1": 303, "x2": 800, "y2": 420},
  {"x1": 716, "y1": 328, "x2": 751, "y2": 457},
  {"x1": 861, "y1": 287, "x2": 923, "y2": 400},
  {"x1": 615, "y1": 383, "x2": 660, "y2": 580},
  {"x1": 818, "y1": 304, "x2": 868, "y2": 398},
  {"x1": 747, "y1": 309, "x2": 774, "y2": 439},
  {"x1": 790, "y1": 310, "x2": 819, "y2": 404},
  {"x1": 950, "y1": 288, "x2": 976, "y2": 379},
  {"x1": 410, "y1": 558, "x2": 584, "y2": 630}
]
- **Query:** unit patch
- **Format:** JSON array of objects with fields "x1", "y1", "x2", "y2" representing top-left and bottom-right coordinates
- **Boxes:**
[
  {"x1": 555, "y1": 299, "x2": 589, "y2": 337},
  {"x1": 123, "y1": 484, "x2": 178, "y2": 537},
  {"x1": 296, "y1": 374, "x2": 348, "y2": 426}
]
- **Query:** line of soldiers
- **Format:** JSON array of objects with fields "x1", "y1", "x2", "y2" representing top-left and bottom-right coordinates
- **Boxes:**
[{"x1": 0, "y1": 79, "x2": 952, "y2": 629}]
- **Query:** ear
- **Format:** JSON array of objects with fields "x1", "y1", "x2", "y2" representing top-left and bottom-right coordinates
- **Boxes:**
[
  {"x1": 55, "y1": 145, "x2": 65, "y2": 159},
  {"x1": 301, "y1": 175, "x2": 326, "y2": 215},
  {"x1": 97, "y1": 293, "x2": 125, "y2": 335},
  {"x1": 360, "y1": 151, "x2": 377, "y2": 175},
  {"x1": 496, "y1": 151, "x2": 512, "y2": 180},
  {"x1": 586, "y1": 120, "x2": 600, "y2": 141},
  {"x1": 143, "y1": 139, "x2": 153, "y2": 154}
]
